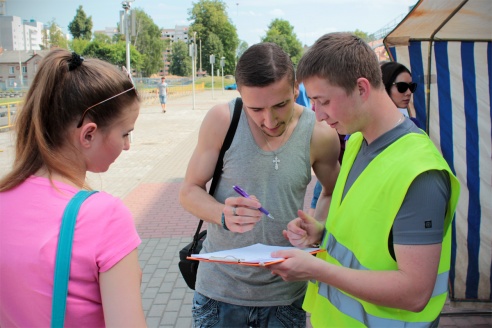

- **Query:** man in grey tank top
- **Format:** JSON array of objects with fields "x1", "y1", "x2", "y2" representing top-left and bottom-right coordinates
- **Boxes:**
[{"x1": 179, "y1": 42, "x2": 341, "y2": 327}]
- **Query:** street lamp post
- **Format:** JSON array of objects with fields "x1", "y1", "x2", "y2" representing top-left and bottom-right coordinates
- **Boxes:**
[
  {"x1": 220, "y1": 57, "x2": 225, "y2": 94},
  {"x1": 210, "y1": 54, "x2": 215, "y2": 99},
  {"x1": 18, "y1": 50, "x2": 23, "y2": 88},
  {"x1": 190, "y1": 32, "x2": 196, "y2": 110},
  {"x1": 121, "y1": 1, "x2": 134, "y2": 72},
  {"x1": 199, "y1": 38, "x2": 202, "y2": 75}
]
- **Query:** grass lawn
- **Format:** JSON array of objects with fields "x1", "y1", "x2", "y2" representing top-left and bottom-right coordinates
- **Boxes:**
[
  {"x1": 0, "y1": 97, "x2": 23, "y2": 105},
  {"x1": 197, "y1": 76, "x2": 235, "y2": 89}
]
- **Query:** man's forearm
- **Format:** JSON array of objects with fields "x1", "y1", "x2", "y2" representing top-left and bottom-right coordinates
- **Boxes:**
[{"x1": 313, "y1": 192, "x2": 331, "y2": 223}]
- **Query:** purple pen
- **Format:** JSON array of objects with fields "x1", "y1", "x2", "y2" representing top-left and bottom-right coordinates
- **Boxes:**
[{"x1": 233, "y1": 185, "x2": 275, "y2": 220}]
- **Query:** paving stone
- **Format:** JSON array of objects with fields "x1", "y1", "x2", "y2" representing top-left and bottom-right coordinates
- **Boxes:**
[
  {"x1": 165, "y1": 299, "x2": 182, "y2": 312},
  {"x1": 154, "y1": 293, "x2": 171, "y2": 305},
  {"x1": 175, "y1": 317, "x2": 193, "y2": 328},
  {"x1": 142, "y1": 287, "x2": 159, "y2": 299},
  {"x1": 148, "y1": 304, "x2": 167, "y2": 317},
  {"x1": 148, "y1": 276, "x2": 165, "y2": 288},
  {"x1": 159, "y1": 311, "x2": 178, "y2": 326}
]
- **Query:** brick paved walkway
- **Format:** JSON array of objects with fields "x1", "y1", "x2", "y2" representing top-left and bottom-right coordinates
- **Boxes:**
[{"x1": 0, "y1": 89, "x2": 490, "y2": 327}]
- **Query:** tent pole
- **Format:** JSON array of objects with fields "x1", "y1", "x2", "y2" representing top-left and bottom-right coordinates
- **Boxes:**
[{"x1": 425, "y1": 0, "x2": 468, "y2": 135}]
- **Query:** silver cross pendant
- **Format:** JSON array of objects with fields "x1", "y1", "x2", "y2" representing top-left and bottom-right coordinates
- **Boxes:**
[{"x1": 273, "y1": 156, "x2": 280, "y2": 170}]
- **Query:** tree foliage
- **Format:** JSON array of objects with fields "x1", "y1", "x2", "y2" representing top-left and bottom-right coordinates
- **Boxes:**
[
  {"x1": 81, "y1": 41, "x2": 141, "y2": 69},
  {"x1": 69, "y1": 38, "x2": 90, "y2": 54},
  {"x1": 131, "y1": 8, "x2": 166, "y2": 77},
  {"x1": 236, "y1": 40, "x2": 248, "y2": 63},
  {"x1": 41, "y1": 19, "x2": 68, "y2": 49},
  {"x1": 68, "y1": 6, "x2": 93, "y2": 40},
  {"x1": 93, "y1": 32, "x2": 112, "y2": 44},
  {"x1": 170, "y1": 40, "x2": 192, "y2": 76},
  {"x1": 202, "y1": 33, "x2": 224, "y2": 75},
  {"x1": 188, "y1": 0, "x2": 239, "y2": 75},
  {"x1": 261, "y1": 18, "x2": 303, "y2": 65},
  {"x1": 353, "y1": 29, "x2": 376, "y2": 42}
]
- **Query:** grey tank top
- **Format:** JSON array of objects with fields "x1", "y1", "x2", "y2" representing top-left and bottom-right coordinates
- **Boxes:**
[{"x1": 195, "y1": 98, "x2": 315, "y2": 306}]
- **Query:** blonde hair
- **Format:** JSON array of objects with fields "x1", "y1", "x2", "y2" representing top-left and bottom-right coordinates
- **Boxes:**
[{"x1": 0, "y1": 49, "x2": 139, "y2": 191}]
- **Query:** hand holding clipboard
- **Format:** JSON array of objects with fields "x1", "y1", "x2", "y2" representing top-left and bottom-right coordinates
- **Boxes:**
[{"x1": 187, "y1": 243, "x2": 324, "y2": 267}]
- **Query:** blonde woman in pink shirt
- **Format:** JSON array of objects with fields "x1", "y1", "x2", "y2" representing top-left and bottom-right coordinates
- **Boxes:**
[{"x1": 0, "y1": 49, "x2": 146, "y2": 327}]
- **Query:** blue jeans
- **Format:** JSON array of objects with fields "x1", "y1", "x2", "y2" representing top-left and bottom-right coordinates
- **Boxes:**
[{"x1": 192, "y1": 292, "x2": 306, "y2": 328}]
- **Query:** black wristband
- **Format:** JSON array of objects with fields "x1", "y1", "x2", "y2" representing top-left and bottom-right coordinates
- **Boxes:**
[{"x1": 221, "y1": 212, "x2": 229, "y2": 231}]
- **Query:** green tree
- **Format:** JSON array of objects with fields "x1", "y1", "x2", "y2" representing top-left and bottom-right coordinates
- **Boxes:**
[
  {"x1": 93, "y1": 32, "x2": 112, "y2": 44},
  {"x1": 202, "y1": 33, "x2": 224, "y2": 75},
  {"x1": 131, "y1": 8, "x2": 165, "y2": 77},
  {"x1": 170, "y1": 40, "x2": 192, "y2": 76},
  {"x1": 41, "y1": 29, "x2": 49, "y2": 49},
  {"x1": 236, "y1": 40, "x2": 248, "y2": 63},
  {"x1": 42, "y1": 19, "x2": 68, "y2": 49},
  {"x1": 68, "y1": 6, "x2": 93, "y2": 40},
  {"x1": 189, "y1": 0, "x2": 239, "y2": 75},
  {"x1": 69, "y1": 38, "x2": 90, "y2": 54},
  {"x1": 81, "y1": 41, "x2": 142, "y2": 70},
  {"x1": 261, "y1": 18, "x2": 303, "y2": 65},
  {"x1": 82, "y1": 41, "x2": 113, "y2": 62},
  {"x1": 353, "y1": 29, "x2": 376, "y2": 43}
]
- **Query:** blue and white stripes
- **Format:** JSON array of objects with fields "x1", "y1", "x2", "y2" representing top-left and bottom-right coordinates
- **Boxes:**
[{"x1": 388, "y1": 41, "x2": 491, "y2": 302}]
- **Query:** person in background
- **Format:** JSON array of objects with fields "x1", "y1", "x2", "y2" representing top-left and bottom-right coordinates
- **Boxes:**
[
  {"x1": 269, "y1": 32, "x2": 460, "y2": 327},
  {"x1": 296, "y1": 82, "x2": 310, "y2": 108},
  {"x1": 158, "y1": 76, "x2": 168, "y2": 113},
  {"x1": 381, "y1": 61, "x2": 422, "y2": 128},
  {"x1": 0, "y1": 49, "x2": 147, "y2": 327},
  {"x1": 179, "y1": 42, "x2": 340, "y2": 327}
]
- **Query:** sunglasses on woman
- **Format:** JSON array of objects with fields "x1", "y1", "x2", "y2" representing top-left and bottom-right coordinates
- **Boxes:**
[
  {"x1": 76, "y1": 66, "x2": 136, "y2": 128},
  {"x1": 392, "y1": 82, "x2": 417, "y2": 93}
]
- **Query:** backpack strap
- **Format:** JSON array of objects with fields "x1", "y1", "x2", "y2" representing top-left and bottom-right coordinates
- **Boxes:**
[{"x1": 189, "y1": 97, "x2": 243, "y2": 253}]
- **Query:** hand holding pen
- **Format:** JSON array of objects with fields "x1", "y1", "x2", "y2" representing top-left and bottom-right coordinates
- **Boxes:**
[{"x1": 233, "y1": 185, "x2": 275, "y2": 220}]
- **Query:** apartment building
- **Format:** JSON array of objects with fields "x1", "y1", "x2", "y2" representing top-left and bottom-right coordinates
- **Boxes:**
[
  {"x1": 160, "y1": 25, "x2": 189, "y2": 76},
  {"x1": 0, "y1": 15, "x2": 44, "y2": 51}
]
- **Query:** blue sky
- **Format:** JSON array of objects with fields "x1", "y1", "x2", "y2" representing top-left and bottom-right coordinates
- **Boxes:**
[{"x1": 7, "y1": 0, "x2": 417, "y2": 46}]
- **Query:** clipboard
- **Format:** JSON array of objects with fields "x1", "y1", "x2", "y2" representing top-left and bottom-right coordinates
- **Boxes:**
[{"x1": 186, "y1": 243, "x2": 325, "y2": 267}]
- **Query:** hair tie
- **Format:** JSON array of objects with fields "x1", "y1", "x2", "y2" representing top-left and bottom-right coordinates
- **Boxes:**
[{"x1": 68, "y1": 52, "x2": 84, "y2": 71}]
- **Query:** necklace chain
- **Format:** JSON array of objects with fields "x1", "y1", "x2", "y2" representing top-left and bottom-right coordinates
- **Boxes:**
[
  {"x1": 260, "y1": 110, "x2": 294, "y2": 170},
  {"x1": 394, "y1": 114, "x2": 405, "y2": 128}
]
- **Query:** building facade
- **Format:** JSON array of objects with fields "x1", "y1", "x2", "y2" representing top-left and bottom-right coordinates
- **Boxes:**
[
  {"x1": 0, "y1": 16, "x2": 44, "y2": 51},
  {"x1": 0, "y1": 49, "x2": 48, "y2": 90},
  {"x1": 94, "y1": 27, "x2": 119, "y2": 40},
  {"x1": 160, "y1": 25, "x2": 189, "y2": 76}
]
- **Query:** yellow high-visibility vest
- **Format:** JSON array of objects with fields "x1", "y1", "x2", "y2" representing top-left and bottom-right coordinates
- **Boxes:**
[{"x1": 305, "y1": 132, "x2": 460, "y2": 327}]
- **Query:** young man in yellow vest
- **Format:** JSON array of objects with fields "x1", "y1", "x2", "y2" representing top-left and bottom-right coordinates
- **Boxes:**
[{"x1": 269, "y1": 32, "x2": 460, "y2": 327}]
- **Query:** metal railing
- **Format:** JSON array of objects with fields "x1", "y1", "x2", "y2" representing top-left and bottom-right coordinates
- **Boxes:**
[
  {"x1": 0, "y1": 83, "x2": 206, "y2": 129},
  {"x1": 138, "y1": 82, "x2": 205, "y2": 106},
  {"x1": 0, "y1": 101, "x2": 21, "y2": 130}
]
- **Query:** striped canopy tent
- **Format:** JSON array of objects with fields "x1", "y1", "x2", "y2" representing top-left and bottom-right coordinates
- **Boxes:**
[{"x1": 384, "y1": 0, "x2": 491, "y2": 305}]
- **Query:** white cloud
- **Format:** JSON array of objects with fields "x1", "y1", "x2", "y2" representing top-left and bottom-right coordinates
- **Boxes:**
[
  {"x1": 245, "y1": 11, "x2": 263, "y2": 17},
  {"x1": 270, "y1": 9, "x2": 285, "y2": 17}
]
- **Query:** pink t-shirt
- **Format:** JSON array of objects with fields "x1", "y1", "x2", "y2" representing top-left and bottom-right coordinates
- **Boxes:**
[{"x1": 0, "y1": 176, "x2": 141, "y2": 327}]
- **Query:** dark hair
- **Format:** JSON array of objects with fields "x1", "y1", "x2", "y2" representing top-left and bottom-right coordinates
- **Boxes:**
[
  {"x1": 297, "y1": 32, "x2": 382, "y2": 94},
  {"x1": 380, "y1": 61, "x2": 412, "y2": 95},
  {"x1": 0, "y1": 48, "x2": 139, "y2": 191},
  {"x1": 235, "y1": 42, "x2": 295, "y2": 88}
]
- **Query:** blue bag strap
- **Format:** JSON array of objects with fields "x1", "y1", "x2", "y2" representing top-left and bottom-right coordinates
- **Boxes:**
[{"x1": 51, "y1": 190, "x2": 98, "y2": 328}]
